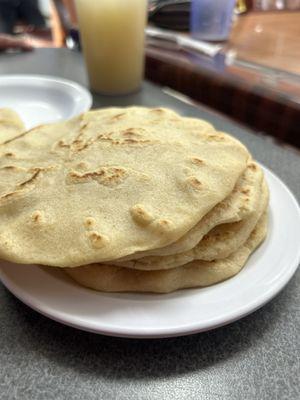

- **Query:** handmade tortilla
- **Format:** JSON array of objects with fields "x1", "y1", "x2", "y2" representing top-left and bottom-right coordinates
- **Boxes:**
[{"x1": 0, "y1": 107, "x2": 249, "y2": 267}]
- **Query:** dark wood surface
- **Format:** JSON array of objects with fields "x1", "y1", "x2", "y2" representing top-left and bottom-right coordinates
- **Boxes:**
[{"x1": 145, "y1": 11, "x2": 300, "y2": 149}]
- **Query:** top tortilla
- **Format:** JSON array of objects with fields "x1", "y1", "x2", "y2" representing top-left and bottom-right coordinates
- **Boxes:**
[{"x1": 0, "y1": 107, "x2": 249, "y2": 267}]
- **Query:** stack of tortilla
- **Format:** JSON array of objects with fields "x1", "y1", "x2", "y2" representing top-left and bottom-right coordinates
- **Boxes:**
[{"x1": 0, "y1": 107, "x2": 268, "y2": 293}]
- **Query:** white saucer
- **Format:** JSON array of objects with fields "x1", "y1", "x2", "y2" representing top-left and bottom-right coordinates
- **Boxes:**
[
  {"x1": 0, "y1": 166, "x2": 299, "y2": 338},
  {"x1": 0, "y1": 74, "x2": 92, "y2": 128}
]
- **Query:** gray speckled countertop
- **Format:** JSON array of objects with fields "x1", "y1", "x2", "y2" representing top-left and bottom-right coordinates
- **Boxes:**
[{"x1": 0, "y1": 49, "x2": 299, "y2": 400}]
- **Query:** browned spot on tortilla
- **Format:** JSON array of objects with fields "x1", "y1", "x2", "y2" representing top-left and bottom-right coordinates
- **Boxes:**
[
  {"x1": 71, "y1": 139, "x2": 92, "y2": 152},
  {"x1": 73, "y1": 139, "x2": 83, "y2": 145},
  {"x1": 1, "y1": 125, "x2": 44, "y2": 145},
  {"x1": 69, "y1": 170, "x2": 103, "y2": 180},
  {"x1": 4, "y1": 152, "x2": 16, "y2": 158},
  {"x1": 79, "y1": 122, "x2": 88, "y2": 131},
  {"x1": 1, "y1": 131, "x2": 28, "y2": 145},
  {"x1": 67, "y1": 166, "x2": 127, "y2": 187},
  {"x1": 151, "y1": 219, "x2": 174, "y2": 234},
  {"x1": 121, "y1": 128, "x2": 142, "y2": 137},
  {"x1": 1, "y1": 191, "x2": 19, "y2": 201},
  {"x1": 76, "y1": 162, "x2": 90, "y2": 170},
  {"x1": 30, "y1": 166, "x2": 56, "y2": 173},
  {"x1": 96, "y1": 130, "x2": 154, "y2": 146},
  {"x1": 84, "y1": 217, "x2": 95, "y2": 229},
  {"x1": 190, "y1": 157, "x2": 205, "y2": 166},
  {"x1": 0, "y1": 165, "x2": 24, "y2": 172},
  {"x1": 205, "y1": 133, "x2": 226, "y2": 141},
  {"x1": 248, "y1": 163, "x2": 257, "y2": 171},
  {"x1": 0, "y1": 167, "x2": 49, "y2": 204},
  {"x1": 111, "y1": 112, "x2": 126, "y2": 120},
  {"x1": 123, "y1": 138, "x2": 149, "y2": 145},
  {"x1": 57, "y1": 140, "x2": 69, "y2": 148},
  {"x1": 149, "y1": 108, "x2": 165, "y2": 113},
  {"x1": 17, "y1": 169, "x2": 41, "y2": 188},
  {"x1": 241, "y1": 189, "x2": 250, "y2": 195},
  {"x1": 87, "y1": 231, "x2": 109, "y2": 249},
  {"x1": 187, "y1": 177, "x2": 203, "y2": 190},
  {"x1": 157, "y1": 219, "x2": 172, "y2": 228},
  {"x1": 130, "y1": 204, "x2": 154, "y2": 226},
  {"x1": 31, "y1": 210, "x2": 43, "y2": 223}
]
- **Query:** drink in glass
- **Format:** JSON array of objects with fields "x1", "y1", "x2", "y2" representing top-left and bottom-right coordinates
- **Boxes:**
[
  {"x1": 76, "y1": 0, "x2": 147, "y2": 94},
  {"x1": 190, "y1": 0, "x2": 236, "y2": 41}
]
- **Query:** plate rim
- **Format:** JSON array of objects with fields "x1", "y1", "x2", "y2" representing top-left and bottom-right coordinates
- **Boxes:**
[
  {"x1": 1, "y1": 164, "x2": 300, "y2": 338},
  {"x1": 0, "y1": 74, "x2": 92, "y2": 117}
]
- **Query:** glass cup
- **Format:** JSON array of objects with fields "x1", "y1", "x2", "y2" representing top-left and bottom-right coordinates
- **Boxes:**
[
  {"x1": 75, "y1": 0, "x2": 147, "y2": 95},
  {"x1": 190, "y1": 0, "x2": 236, "y2": 41}
]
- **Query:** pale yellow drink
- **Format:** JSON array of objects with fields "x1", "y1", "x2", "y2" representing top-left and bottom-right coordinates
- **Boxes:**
[{"x1": 76, "y1": 0, "x2": 147, "y2": 94}]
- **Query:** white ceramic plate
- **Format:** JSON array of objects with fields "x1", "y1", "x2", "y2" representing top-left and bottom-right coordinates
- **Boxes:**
[
  {"x1": 0, "y1": 75, "x2": 92, "y2": 128},
  {"x1": 0, "y1": 166, "x2": 299, "y2": 338}
]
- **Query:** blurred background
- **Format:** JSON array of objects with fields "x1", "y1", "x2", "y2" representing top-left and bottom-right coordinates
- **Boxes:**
[
  {"x1": 0, "y1": 0, "x2": 299, "y2": 52},
  {"x1": 1, "y1": 0, "x2": 299, "y2": 147}
]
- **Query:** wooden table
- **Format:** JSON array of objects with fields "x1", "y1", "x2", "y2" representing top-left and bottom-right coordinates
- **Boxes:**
[
  {"x1": 145, "y1": 11, "x2": 300, "y2": 149},
  {"x1": 229, "y1": 11, "x2": 300, "y2": 75}
]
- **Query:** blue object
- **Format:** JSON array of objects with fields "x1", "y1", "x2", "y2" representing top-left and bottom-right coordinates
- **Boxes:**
[{"x1": 190, "y1": 0, "x2": 236, "y2": 41}]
